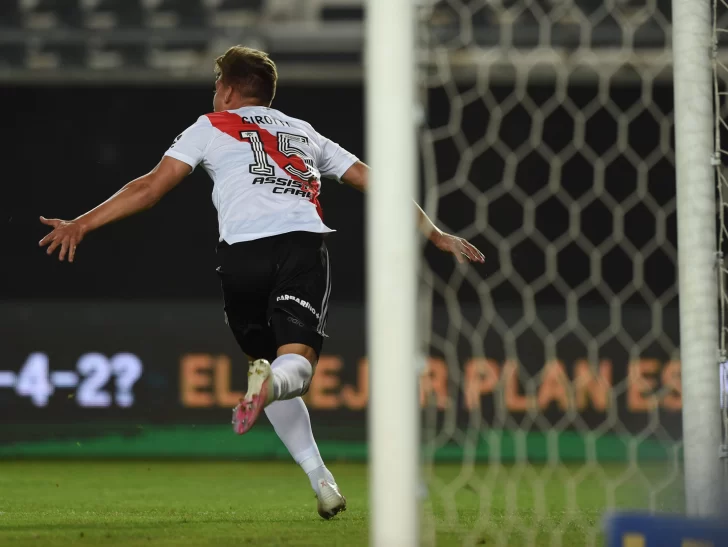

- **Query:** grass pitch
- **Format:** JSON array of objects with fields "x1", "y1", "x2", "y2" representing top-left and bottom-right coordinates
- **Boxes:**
[{"x1": 0, "y1": 461, "x2": 683, "y2": 546}]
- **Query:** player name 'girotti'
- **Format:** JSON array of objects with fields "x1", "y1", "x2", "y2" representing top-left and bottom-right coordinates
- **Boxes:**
[{"x1": 241, "y1": 114, "x2": 291, "y2": 127}]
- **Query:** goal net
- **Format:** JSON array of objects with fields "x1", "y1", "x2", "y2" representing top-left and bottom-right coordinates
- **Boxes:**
[
  {"x1": 715, "y1": 0, "x2": 728, "y2": 510},
  {"x1": 416, "y1": 0, "x2": 705, "y2": 544}
]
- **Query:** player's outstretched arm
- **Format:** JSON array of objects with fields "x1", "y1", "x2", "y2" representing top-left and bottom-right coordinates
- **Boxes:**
[
  {"x1": 340, "y1": 161, "x2": 485, "y2": 264},
  {"x1": 39, "y1": 156, "x2": 191, "y2": 263}
]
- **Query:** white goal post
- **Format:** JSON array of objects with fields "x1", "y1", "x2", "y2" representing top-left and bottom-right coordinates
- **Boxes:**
[
  {"x1": 366, "y1": 0, "x2": 419, "y2": 546},
  {"x1": 673, "y1": 0, "x2": 724, "y2": 517}
]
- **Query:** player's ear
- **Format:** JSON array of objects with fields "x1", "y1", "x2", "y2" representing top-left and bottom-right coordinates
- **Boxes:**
[{"x1": 223, "y1": 85, "x2": 235, "y2": 106}]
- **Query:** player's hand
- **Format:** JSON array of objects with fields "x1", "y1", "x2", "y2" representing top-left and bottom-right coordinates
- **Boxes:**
[
  {"x1": 431, "y1": 231, "x2": 484, "y2": 264},
  {"x1": 39, "y1": 216, "x2": 86, "y2": 263}
]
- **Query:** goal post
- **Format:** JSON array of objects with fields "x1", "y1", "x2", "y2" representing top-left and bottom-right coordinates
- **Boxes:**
[
  {"x1": 365, "y1": 0, "x2": 419, "y2": 545},
  {"x1": 673, "y1": 0, "x2": 724, "y2": 516}
]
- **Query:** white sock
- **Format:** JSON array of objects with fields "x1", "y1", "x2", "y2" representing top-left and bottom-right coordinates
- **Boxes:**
[
  {"x1": 269, "y1": 353, "x2": 313, "y2": 401},
  {"x1": 264, "y1": 397, "x2": 336, "y2": 493}
]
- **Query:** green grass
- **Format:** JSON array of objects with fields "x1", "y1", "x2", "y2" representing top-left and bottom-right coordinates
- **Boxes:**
[{"x1": 0, "y1": 461, "x2": 684, "y2": 546}]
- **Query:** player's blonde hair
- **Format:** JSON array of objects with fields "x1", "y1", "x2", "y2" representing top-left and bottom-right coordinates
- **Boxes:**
[{"x1": 214, "y1": 46, "x2": 278, "y2": 106}]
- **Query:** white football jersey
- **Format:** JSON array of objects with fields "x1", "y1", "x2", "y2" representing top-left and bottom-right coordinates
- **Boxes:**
[{"x1": 164, "y1": 106, "x2": 359, "y2": 244}]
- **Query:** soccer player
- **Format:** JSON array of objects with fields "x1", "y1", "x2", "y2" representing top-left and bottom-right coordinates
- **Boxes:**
[{"x1": 39, "y1": 46, "x2": 484, "y2": 519}]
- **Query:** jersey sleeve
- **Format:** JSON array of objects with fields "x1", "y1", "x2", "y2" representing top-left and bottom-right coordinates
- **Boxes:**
[
  {"x1": 164, "y1": 116, "x2": 215, "y2": 170},
  {"x1": 314, "y1": 132, "x2": 359, "y2": 181}
]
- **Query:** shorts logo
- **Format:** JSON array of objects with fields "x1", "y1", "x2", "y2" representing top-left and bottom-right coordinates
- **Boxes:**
[
  {"x1": 287, "y1": 315, "x2": 305, "y2": 328},
  {"x1": 277, "y1": 295, "x2": 320, "y2": 319}
]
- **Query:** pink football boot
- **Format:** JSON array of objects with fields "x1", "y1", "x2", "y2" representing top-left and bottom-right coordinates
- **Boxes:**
[{"x1": 232, "y1": 359, "x2": 272, "y2": 435}]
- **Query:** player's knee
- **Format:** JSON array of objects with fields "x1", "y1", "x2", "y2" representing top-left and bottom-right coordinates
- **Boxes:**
[
  {"x1": 271, "y1": 352, "x2": 314, "y2": 400},
  {"x1": 277, "y1": 343, "x2": 318, "y2": 368}
]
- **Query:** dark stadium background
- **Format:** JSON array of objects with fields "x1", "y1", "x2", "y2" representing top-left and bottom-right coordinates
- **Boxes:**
[
  {"x1": 0, "y1": 84, "x2": 367, "y2": 301},
  {"x1": 0, "y1": 83, "x2": 675, "y2": 303}
]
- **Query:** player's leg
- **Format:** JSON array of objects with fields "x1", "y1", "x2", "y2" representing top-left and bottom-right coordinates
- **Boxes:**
[
  {"x1": 238, "y1": 338, "x2": 345, "y2": 518},
  {"x1": 217, "y1": 234, "x2": 345, "y2": 517},
  {"x1": 232, "y1": 339, "x2": 328, "y2": 493},
  {"x1": 216, "y1": 236, "x2": 318, "y2": 431},
  {"x1": 216, "y1": 238, "x2": 278, "y2": 433},
  {"x1": 265, "y1": 233, "x2": 344, "y2": 518},
  {"x1": 234, "y1": 232, "x2": 330, "y2": 424},
  {"x1": 267, "y1": 231, "x2": 332, "y2": 402},
  {"x1": 238, "y1": 335, "x2": 341, "y2": 514},
  {"x1": 231, "y1": 333, "x2": 317, "y2": 432},
  {"x1": 260, "y1": 341, "x2": 345, "y2": 518},
  {"x1": 264, "y1": 396, "x2": 344, "y2": 518}
]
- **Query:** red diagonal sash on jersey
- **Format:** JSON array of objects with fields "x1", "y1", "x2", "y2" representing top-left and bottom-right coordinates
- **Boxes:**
[{"x1": 206, "y1": 111, "x2": 323, "y2": 219}]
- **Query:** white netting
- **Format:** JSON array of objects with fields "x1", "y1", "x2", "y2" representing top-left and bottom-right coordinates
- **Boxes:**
[
  {"x1": 417, "y1": 1, "x2": 688, "y2": 545},
  {"x1": 713, "y1": 0, "x2": 728, "y2": 506}
]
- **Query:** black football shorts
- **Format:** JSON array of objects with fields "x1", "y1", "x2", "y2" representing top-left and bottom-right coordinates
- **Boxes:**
[{"x1": 216, "y1": 231, "x2": 331, "y2": 362}]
